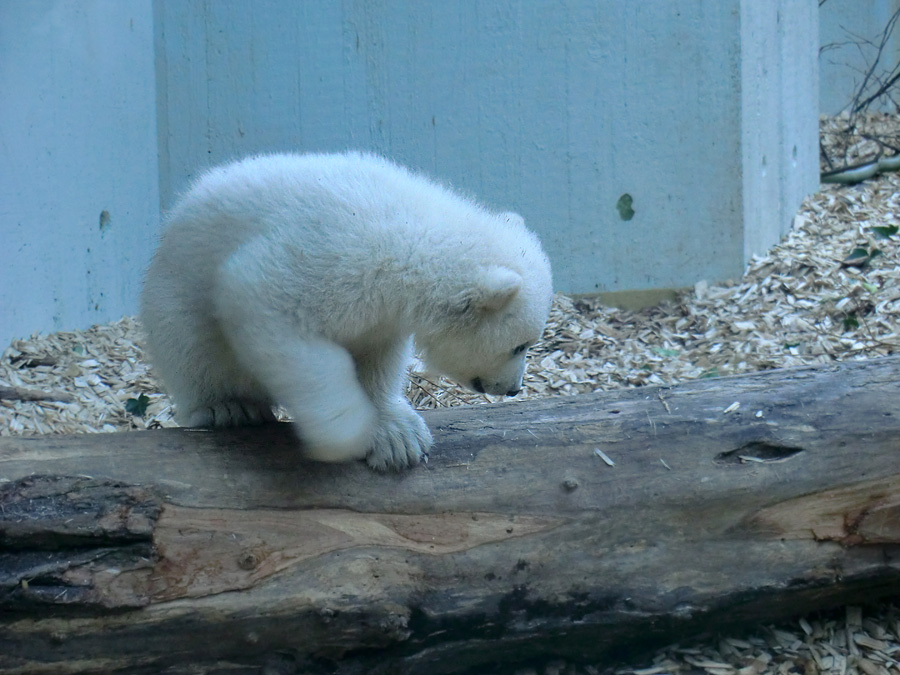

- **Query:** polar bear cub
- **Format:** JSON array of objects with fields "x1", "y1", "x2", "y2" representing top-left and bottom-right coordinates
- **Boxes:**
[{"x1": 140, "y1": 152, "x2": 552, "y2": 471}]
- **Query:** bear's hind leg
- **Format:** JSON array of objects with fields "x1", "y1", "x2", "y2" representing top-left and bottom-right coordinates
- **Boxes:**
[
  {"x1": 186, "y1": 398, "x2": 276, "y2": 429},
  {"x1": 161, "y1": 323, "x2": 274, "y2": 429},
  {"x1": 142, "y1": 300, "x2": 275, "y2": 429}
]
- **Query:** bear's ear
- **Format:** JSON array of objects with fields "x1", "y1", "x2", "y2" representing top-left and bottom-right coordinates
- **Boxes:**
[
  {"x1": 501, "y1": 212, "x2": 525, "y2": 228},
  {"x1": 455, "y1": 266, "x2": 522, "y2": 315}
]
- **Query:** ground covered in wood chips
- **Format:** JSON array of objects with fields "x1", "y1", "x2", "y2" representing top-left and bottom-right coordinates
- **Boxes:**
[{"x1": 2, "y1": 115, "x2": 900, "y2": 674}]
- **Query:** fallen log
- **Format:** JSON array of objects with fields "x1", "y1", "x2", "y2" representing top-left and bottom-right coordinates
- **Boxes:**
[{"x1": 1, "y1": 356, "x2": 900, "y2": 674}]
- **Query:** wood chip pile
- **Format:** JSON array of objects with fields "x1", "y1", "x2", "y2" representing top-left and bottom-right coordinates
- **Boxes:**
[
  {"x1": 619, "y1": 605, "x2": 900, "y2": 675},
  {"x1": 2, "y1": 115, "x2": 899, "y2": 674}
]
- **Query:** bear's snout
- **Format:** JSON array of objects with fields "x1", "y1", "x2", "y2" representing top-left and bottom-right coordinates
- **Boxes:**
[{"x1": 471, "y1": 377, "x2": 522, "y2": 397}]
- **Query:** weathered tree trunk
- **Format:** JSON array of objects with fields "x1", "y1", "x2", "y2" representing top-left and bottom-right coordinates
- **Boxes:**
[{"x1": 1, "y1": 357, "x2": 900, "y2": 674}]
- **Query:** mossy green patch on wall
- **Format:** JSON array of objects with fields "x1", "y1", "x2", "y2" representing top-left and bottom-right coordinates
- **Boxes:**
[{"x1": 616, "y1": 194, "x2": 635, "y2": 221}]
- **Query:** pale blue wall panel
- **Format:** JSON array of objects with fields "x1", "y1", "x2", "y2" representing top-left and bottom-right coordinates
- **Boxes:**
[
  {"x1": 156, "y1": 0, "x2": 767, "y2": 295},
  {"x1": 157, "y1": 0, "x2": 372, "y2": 203},
  {"x1": 0, "y1": 0, "x2": 159, "y2": 345}
]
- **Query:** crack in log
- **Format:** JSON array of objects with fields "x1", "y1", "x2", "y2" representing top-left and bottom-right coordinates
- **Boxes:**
[
  {"x1": 715, "y1": 441, "x2": 805, "y2": 465},
  {"x1": 0, "y1": 475, "x2": 161, "y2": 609},
  {"x1": 0, "y1": 475, "x2": 161, "y2": 548}
]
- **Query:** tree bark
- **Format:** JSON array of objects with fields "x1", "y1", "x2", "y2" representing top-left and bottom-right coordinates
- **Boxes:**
[{"x1": 1, "y1": 357, "x2": 900, "y2": 674}]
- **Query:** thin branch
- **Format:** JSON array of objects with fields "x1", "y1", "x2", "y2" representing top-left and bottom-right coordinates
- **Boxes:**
[
  {"x1": 0, "y1": 386, "x2": 74, "y2": 403},
  {"x1": 820, "y1": 137, "x2": 835, "y2": 171},
  {"x1": 851, "y1": 9, "x2": 900, "y2": 113},
  {"x1": 855, "y1": 69, "x2": 900, "y2": 112}
]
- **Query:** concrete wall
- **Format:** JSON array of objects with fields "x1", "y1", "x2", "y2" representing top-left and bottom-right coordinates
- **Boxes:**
[
  {"x1": 1, "y1": 0, "x2": 821, "y2": 344},
  {"x1": 820, "y1": 0, "x2": 900, "y2": 115},
  {"x1": 155, "y1": 0, "x2": 818, "y2": 300},
  {"x1": 0, "y1": 0, "x2": 159, "y2": 346}
]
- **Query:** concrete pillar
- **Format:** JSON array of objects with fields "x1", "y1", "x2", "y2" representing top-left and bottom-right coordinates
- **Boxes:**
[{"x1": 741, "y1": 2, "x2": 820, "y2": 265}]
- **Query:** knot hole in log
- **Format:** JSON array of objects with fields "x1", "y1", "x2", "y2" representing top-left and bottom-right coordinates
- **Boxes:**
[{"x1": 715, "y1": 441, "x2": 805, "y2": 465}]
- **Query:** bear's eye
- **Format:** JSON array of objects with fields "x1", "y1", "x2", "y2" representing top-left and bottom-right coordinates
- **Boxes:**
[{"x1": 511, "y1": 343, "x2": 529, "y2": 356}]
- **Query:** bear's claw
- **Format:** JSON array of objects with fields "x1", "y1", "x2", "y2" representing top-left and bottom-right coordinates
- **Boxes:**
[
  {"x1": 187, "y1": 400, "x2": 276, "y2": 428},
  {"x1": 366, "y1": 407, "x2": 433, "y2": 472}
]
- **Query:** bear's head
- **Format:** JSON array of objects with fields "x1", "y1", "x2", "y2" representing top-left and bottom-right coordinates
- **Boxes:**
[{"x1": 417, "y1": 263, "x2": 552, "y2": 397}]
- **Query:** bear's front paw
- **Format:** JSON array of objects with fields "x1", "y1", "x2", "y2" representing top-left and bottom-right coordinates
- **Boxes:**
[{"x1": 366, "y1": 405, "x2": 433, "y2": 472}]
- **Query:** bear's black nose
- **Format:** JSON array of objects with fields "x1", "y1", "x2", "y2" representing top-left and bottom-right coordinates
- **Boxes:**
[
  {"x1": 506, "y1": 388, "x2": 521, "y2": 397},
  {"x1": 471, "y1": 377, "x2": 485, "y2": 394}
]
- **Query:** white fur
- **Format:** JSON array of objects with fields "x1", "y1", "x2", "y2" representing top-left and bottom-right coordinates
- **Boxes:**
[{"x1": 140, "y1": 152, "x2": 553, "y2": 470}]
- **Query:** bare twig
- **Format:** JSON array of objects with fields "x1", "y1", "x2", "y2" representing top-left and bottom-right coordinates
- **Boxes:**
[
  {"x1": 850, "y1": 9, "x2": 900, "y2": 113},
  {"x1": 820, "y1": 9, "x2": 900, "y2": 172}
]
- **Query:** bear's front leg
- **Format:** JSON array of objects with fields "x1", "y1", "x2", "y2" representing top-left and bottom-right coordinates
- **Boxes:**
[
  {"x1": 355, "y1": 337, "x2": 433, "y2": 471},
  {"x1": 214, "y1": 245, "x2": 378, "y2": 462},
  {"x1": 230, "y1": 331, "x2": 378, "y2": 462}
]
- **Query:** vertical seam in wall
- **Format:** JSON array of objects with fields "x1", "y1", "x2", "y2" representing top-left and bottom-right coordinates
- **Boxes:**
[
  {"x1": 204, "y1": 0, "x2": 213, "y2": 162},
  {"x1": 777, "y1": 4, "x2": 786, "y2": 240},
  {"x1": 152, "y1": 0, "x2": 168, "y2": 217}
]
